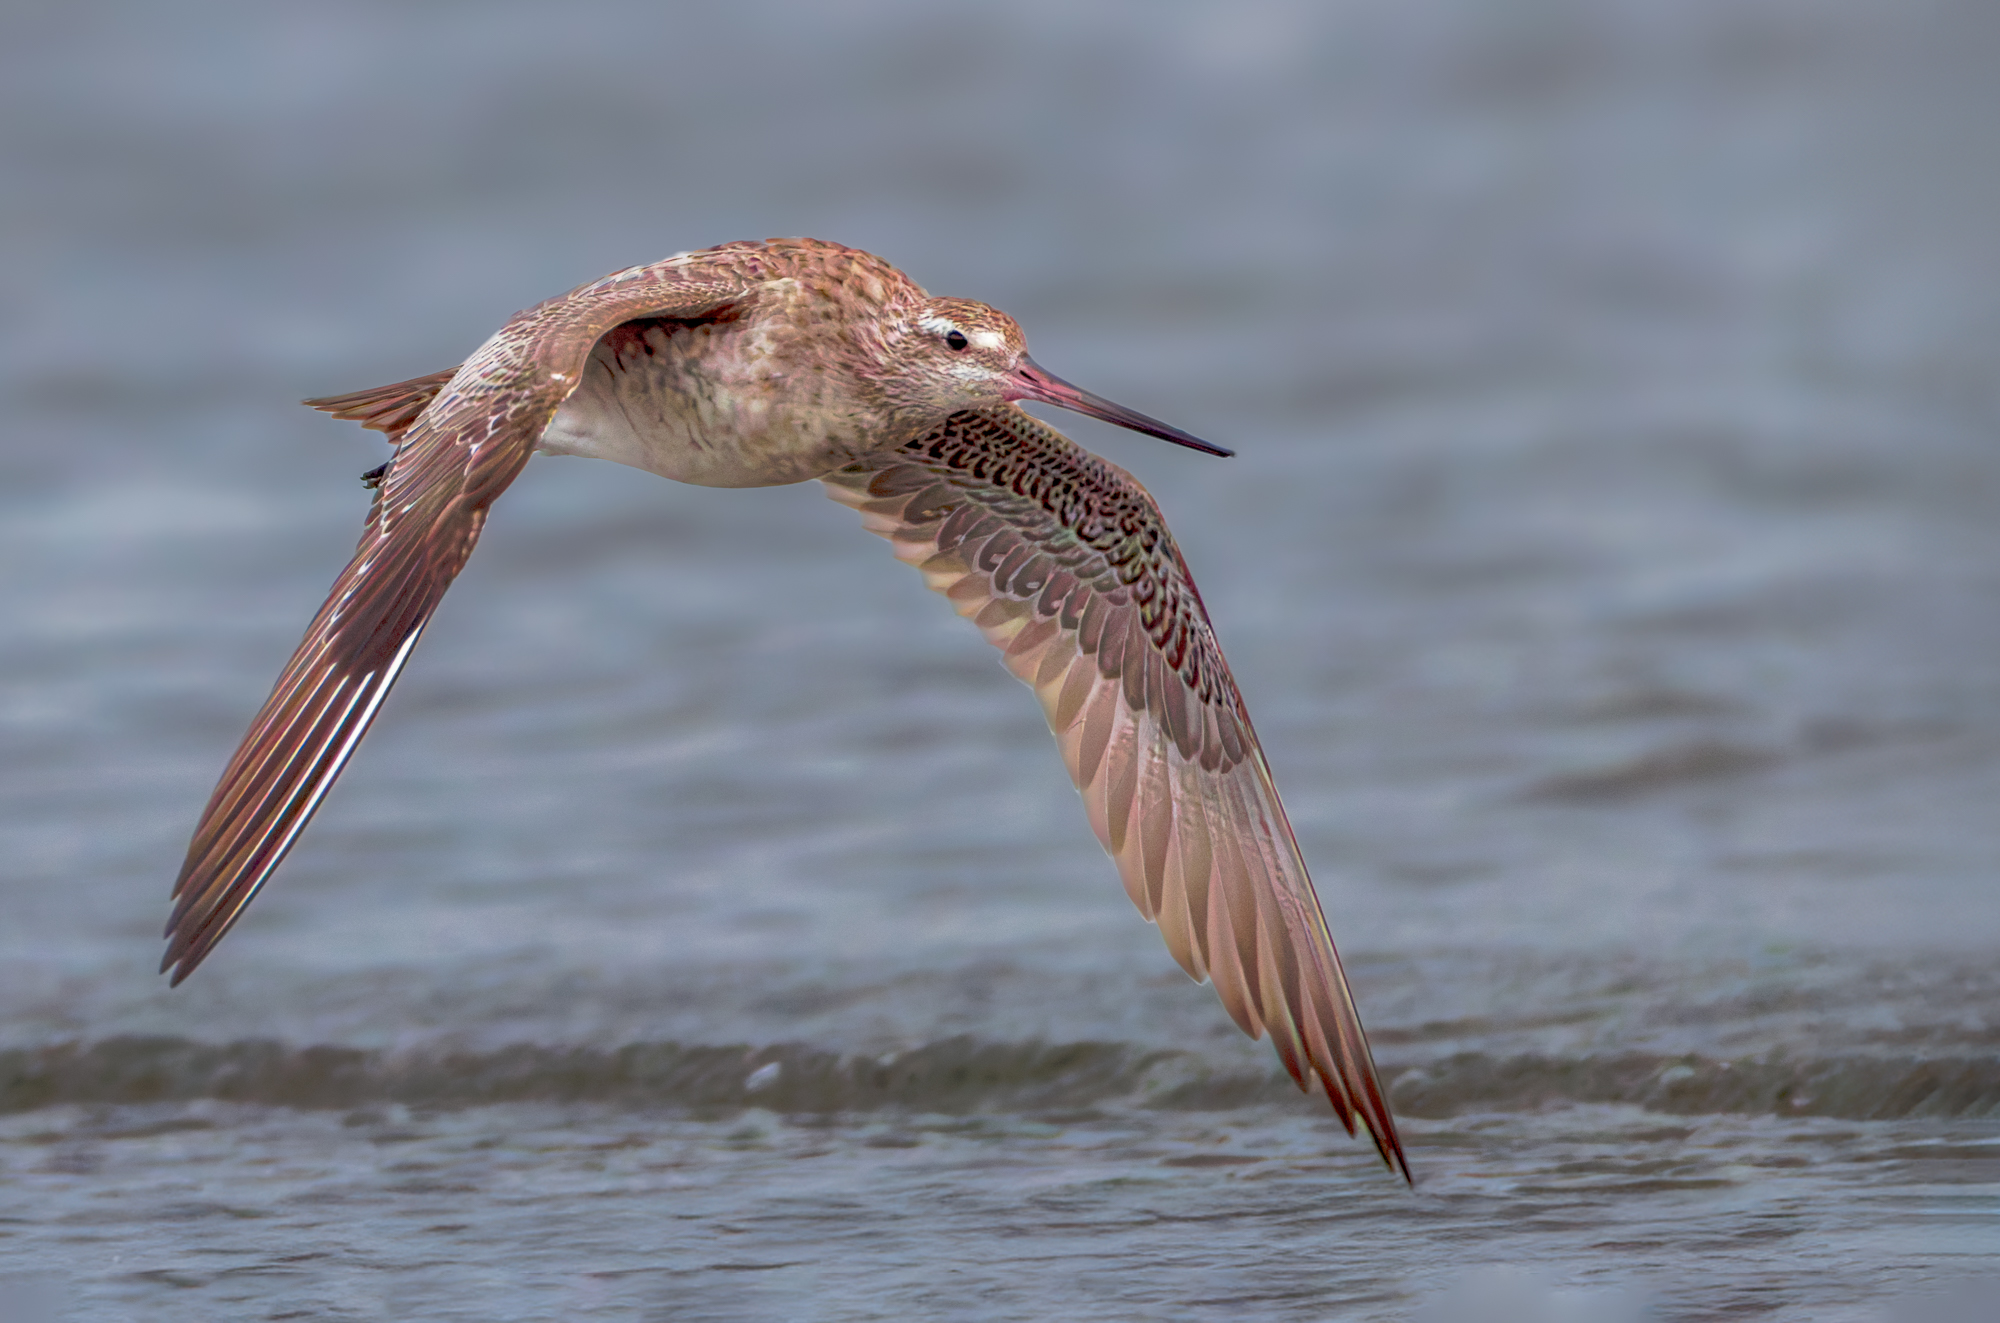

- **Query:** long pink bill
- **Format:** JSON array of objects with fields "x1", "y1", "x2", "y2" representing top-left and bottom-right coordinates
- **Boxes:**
[{"x1": 1008, "y1": 356, "x2": 1233, "y2": 458}]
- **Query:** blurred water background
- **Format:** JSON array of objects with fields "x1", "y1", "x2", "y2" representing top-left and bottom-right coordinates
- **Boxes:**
[{"x1": 2, "y1": 2, "x2": 1997, "y2": 1319}]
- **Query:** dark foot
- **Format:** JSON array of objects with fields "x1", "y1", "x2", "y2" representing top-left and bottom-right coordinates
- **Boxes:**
[{"x1": 360, "y1": 462, "x2": 389, "y2": 489}]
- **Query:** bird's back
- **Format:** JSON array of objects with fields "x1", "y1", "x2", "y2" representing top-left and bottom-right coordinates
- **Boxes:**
[{"x1": 538, "y1": 239, "x2": 930, "y2": 488}]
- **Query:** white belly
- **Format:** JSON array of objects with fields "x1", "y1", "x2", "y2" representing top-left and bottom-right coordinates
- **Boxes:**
[{"x1": 538, "y1": 318, "x2": 875, "y2": 488}]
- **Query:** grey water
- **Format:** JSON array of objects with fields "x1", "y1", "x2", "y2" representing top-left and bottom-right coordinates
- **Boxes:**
[{"x1": 2, "y1": 2, "x2": 1997, "y2": 1319}]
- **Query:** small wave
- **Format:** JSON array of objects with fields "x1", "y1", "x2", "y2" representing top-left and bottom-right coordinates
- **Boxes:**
[
  {"x1": 0, "y1": 1037, "x2": 1160, "y2": 1116},
  {"x1": 1387, "y1": 1051, "x2": 2000, "y2": 1120},
  {"x1": 2, "y1": 1037, "x2": 1994, "y2": 1120},
  {"x1": 1518, "y1": 739, "x2": 1781, "y2": 802}
]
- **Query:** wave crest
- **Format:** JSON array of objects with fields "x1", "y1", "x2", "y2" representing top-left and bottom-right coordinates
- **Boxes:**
[{"x1": 3, "y1": 1037, "x2": 1993, "y2": 1120}]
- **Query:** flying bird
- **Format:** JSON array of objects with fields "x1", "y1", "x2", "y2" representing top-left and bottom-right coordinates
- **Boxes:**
[{"x1": 164, "y1": 237, "x2": 1408, "y2": 1180}]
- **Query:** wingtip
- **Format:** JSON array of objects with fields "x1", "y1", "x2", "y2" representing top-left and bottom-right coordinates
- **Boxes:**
[
  {"x1": 1383, "y1": 1134, "x2": 1415, "y2": 1186},
  {"x1": 160, "y1": 870, "x2": 220, "y2": 986},
  {"x1": 160, "y1": 921, "x2": 225, "y2": 986},
  {"x1": 158, "y1": 946, "x2": 189, "y2": 986},
  {"x1": 1321, "y1": 1064, "x2": 1412, "y2": 1185},
  {"x1": 1369, "y1": 1113, "x2": 1415, "y2": 1186},
  {"x1": 158, "y1": 932, "x2": 197, "y2": 986},
  {"x1": 1363, "y1": 1082, "x2": 1414, "y2": 1186}
]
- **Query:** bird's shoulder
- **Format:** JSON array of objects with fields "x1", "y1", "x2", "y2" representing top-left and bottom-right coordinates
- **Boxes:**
[{"x1": 548, "y1": 238, "x2": 926, "y2": 327}]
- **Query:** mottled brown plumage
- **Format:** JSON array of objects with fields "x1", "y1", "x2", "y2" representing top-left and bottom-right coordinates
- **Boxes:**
[{"x1": 166, "y1": 237, "x2": 1408, "y2": 1181}]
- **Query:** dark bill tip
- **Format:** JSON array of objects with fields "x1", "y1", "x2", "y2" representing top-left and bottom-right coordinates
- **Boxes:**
[{"x1": 1008, "y1": 356, "x2": 1233, "y2": 457}]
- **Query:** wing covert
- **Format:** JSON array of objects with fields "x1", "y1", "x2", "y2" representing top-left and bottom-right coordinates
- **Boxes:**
[{"x1": 824, "y1": 406, "x2": 1409, "y2": 1179}]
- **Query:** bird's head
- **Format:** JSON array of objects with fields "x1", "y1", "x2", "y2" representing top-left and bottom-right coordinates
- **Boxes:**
[{"x1": 878, "y1": 296, "x2": 1231, "y2": 457}]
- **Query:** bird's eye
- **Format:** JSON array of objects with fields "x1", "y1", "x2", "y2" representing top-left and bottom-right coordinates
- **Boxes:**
[{"x1": 945, "y1": 330, "x2": 969, "y2": 351}]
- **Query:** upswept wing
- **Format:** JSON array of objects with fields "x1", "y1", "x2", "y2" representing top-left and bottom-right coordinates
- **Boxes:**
[
  {"x1": 163, "y1": 257, "x2": 763, "y2": 984},
  {"x1": 824, "y1": 407, "x2": 1408, "y2": 1178}
]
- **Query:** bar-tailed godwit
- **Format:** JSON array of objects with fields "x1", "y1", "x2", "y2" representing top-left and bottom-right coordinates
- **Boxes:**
[{"x1": 164, "y1": 238, "x2": 1409, "y2": 1180}]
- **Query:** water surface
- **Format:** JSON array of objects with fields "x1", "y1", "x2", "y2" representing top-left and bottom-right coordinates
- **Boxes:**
[{"x1": 2, "y1": 3, "x2": 1996, "y2": 1319}]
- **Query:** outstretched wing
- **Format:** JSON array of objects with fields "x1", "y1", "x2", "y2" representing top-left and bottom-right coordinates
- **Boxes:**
[
  {"x1": 163, "y1": 255, "x2": 766, "y2": 984},
  {"x1": 824, "y1": 407, "x2": 1408, "y2": 1179}
]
